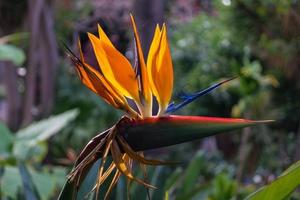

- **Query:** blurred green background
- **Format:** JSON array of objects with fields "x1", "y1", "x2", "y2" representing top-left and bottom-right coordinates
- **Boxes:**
[{"x1": 0, "y1": 0, "x2": 300, "y2": 199}]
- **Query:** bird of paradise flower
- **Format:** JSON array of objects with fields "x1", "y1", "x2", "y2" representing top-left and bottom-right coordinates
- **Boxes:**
[{"x1": 60, "y1": 15, "x2": 271, "y2": 200}]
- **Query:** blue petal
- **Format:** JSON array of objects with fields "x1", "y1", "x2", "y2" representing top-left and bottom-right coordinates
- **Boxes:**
[
  {"x1": 177, "y1": 91, "x2": 189, "y2": 100},
  {"x1": 166, "y1": 77, "x2": 237, "y2": 113}
]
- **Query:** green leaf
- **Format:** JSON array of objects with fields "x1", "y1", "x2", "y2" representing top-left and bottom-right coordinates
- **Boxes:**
[
  {"x1": 0, "y1": 44, "x2": 25, "y2": 65},
  {"x1": 246, "y1": 161, "x2": 300, "y2": 200},
  {"x1": 0, "y1": 166, "x2": 22, "y2": 198},
  {"x1": 0, "y1": 32, "x2": 29, "y2": 43},
  {"x1": 0, "y1": 122, "x2": 14, "y2": 154},
  {"x1": 57, "y1": 180, "x2": 77, "y2": 200},
  {"x1": 209, "y1": 173, "x2": 237, "y2": 200},
  {"x1": 52, "y1": 167, "x2": 68, "y2": 188},
  {"x1": 164, "y1": 168, "x2": 182, "y2": 192},
  {"x1": 29, "y1": 167, "x2": 67, "y2": 200},
  {"x1": 149, "y1": 166, "x2": 164, "y2": 199},
  {"x1": 58, "y1": 159, "x2": 101, "y2": 200},
  {"x1": 77, "y1": 159, "x2": 101, "y2": 200},
  {"x1": 116, "y1": 176, "x2": 126, "y2": 200},
  {"x1": 18, "y1": 163, "x2": 40, "y2": 200},
  {"x1": 13, "y1": 141, "x2": 49, "y2": 165},
  {"x1": 15, "y1": 109, "x2": 79, "y2": 142},
  {"x1": 13, "y1": 109, "x2": 79, "y2": 160},
  {"x1": 123, "y1": 115, "x2": 272, "y2": 151},
  {"x1": 181, "y1": 151, "x2": 205, "y2": 194},
  {"x1": 31, "y1": 172, "x2": 55, "y2": 200}
]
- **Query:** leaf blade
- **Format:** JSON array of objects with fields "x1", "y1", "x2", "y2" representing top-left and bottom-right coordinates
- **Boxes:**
[{"x1": 246, "y1": 161, "x2": 300, "y2": 200}]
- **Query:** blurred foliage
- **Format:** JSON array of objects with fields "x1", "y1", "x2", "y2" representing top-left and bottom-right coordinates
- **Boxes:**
[
  {"x1": 170, "y1": 9, "x2": 277, "y2": 120},
  {"x1": 245, "y1": 161, "x2": 300, "y2": 200},
  {"x1": 0, "y1": 110, "x2": 78, "y2": 199},
  {"x1": 170, "y1": 0, "x2": 300, "y2": 171},
  {"x1": 0, "y1": 33, "x2": 29, "y2": 66},
  {"x1": 0, "y1": 44, "x2": 25, "y2": 66}
]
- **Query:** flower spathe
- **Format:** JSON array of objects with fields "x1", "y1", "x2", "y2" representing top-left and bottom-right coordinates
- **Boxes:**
[{"x1": 63, "y1": 15, "x2": 269, "y2": 200}]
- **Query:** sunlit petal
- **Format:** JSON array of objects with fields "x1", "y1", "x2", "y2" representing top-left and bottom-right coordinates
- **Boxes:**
[
  {"x1": 97, "y1": 24, "x2": 114, "y2": 48},
  {"x1": 88, "y1": 33, "x2": 140, "y2": 102},
  {"x1": 70, "y1": 39, "x2": 140, "y2": 116},
  {"x1": 147, "y1": 25, "x2": 161, "y2": 103},
  {"x1": 147, "y1": 24, "x2": 173, "y2": 114},
  {"x1": 66, "y1": 43, "x2": 119, "y2": 109}
]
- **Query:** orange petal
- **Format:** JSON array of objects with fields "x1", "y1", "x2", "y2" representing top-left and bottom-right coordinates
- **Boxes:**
[
  {"x1": 147, "y1": 25, "x2": 161, "y2": 98},
  {"x1": 88, "y1": 33, "x2": 140, "y2": 102},
  {"x1": 73, "y1": 39, "x2": 97, "y2": 94},
  {"x1": 75, "y1": 39, "x2": 133, "y2": 111},
  {"x1": 97, "y1": 24, "x2": 114, "y2": 47},
  {"x1": 130, "y1": 14, "x2": 152, "y2": 112},
  {"x1": 77, "y1": 62, "x2": 120, "y2": 108},
  {"x1": 147, "y1": 24, "x2": 173, "y2": 114}
]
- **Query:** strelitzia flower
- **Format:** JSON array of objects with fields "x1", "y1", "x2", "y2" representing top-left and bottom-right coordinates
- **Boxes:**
[{"x1": 61, "y1": 15, "x2": 270, "y2": 200}]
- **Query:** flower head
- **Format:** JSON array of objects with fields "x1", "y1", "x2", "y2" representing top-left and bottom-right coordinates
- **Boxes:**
[
  {"x1": 62, "y1": 15, "x2": 269, "y2": 200},
  {"x1": 68, "y1": 15, "x2": 174, "y2": 120}
]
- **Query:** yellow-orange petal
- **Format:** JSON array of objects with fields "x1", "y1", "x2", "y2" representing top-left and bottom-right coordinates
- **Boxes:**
[
  {"x1": 80, "y1": 63, "x2": 141, "y2": 117},
  {"x1": 130, "y1": 14, "x2": 152, "y2": 113},
  {"x1": 88, "y1": 33, "x2": 140, "y2": 101},
  {"x1": 75, "y1": 39, "x2": 133, "y2": 111},
  {"x1": 77, "y1": 40, "x2": 117, "y2": 104},
  {"x1": 147, "y1": 24, "x2": 173, "y2": 114},
  {"x1": 97, "y1": 24, "x2": 114, "y2": 47},
  {"x1": 146, "y1": 24, "x2": 161, "y2": 98},
  {"x1": 157, "y1": 25, "x2": 173, "y2": 107}
]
